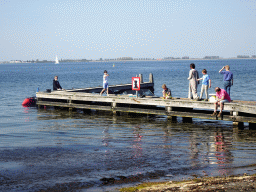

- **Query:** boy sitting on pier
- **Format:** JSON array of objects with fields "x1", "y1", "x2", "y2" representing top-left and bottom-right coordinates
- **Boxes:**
[
  {"x1": 197, "y1": 69, "x2": 211, "y2": 101},
  {"x1": 162, "y1": 84, "x2": 172, "y2": 99}
]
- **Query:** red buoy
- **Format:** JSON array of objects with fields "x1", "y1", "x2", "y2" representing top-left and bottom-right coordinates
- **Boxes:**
[{"x1": 22, "y1": 97, "x2": 36, "y2": 107}]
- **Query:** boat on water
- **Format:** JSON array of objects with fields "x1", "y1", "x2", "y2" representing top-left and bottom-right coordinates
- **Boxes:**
[{"x1": 55, "y1": 56, "x2": 59, "y2": 64}]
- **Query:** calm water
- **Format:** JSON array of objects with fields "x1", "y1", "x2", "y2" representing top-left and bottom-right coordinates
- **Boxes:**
[{"x1": 0, "y1": 59, "x2": 256, "y2": 191}]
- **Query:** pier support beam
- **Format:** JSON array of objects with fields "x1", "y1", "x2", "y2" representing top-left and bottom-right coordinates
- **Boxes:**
[
  {"x1": 69, "y1": 107, "x2": 74, "y2": 112},
  {"x1": 167, "y1": 116, "x2": 177, "y2": 122},
  {"x1": 111, "y1": 102, "x2": 117, "y2": 109},
  {"x1": 249, "y1": 123, "x2": 256, "y2": 130},
  {"x1": 183, "y1": 117, "x2": 192, "y2": 123},
  {"x1": 112, "y1": 111, "x2": 120, "y2": 116},
  {"x1": 83, "y1": 109, "x2": 91, "y2": 114},
  {"x1": 233, "y1": 122, "x2": 244, "y2": 129},
  {"x1": 166, "y1": 106, "x2": 177, "y2": 122},
  {"x1": 111, "y1": 102, "x2": 120, "y2": 115}
]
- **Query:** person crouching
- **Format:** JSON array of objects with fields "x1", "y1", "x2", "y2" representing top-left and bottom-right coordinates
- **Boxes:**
[{"x1": 162, "y1": 84, "x2": 172, "y2": 99}]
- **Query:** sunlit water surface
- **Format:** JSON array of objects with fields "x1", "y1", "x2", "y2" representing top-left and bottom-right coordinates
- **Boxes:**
[{"x1": 0, "y1": 60, "x2": 256, "y2": 191}]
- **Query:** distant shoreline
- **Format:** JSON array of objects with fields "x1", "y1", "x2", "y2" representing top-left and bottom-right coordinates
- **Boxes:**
[{"x1": 1, "y1": 57, "x2": 256, "y2": 64}]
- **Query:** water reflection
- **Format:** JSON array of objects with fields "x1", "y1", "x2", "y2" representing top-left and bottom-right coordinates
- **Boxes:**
[
  {"x1": 3, "y1": 108, "x2": 253, "y2": 191},
  {"x1": 214, "y1": 130, "x2": 234, "y2": 175}
]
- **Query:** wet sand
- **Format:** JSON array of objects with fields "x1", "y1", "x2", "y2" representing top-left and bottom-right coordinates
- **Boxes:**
[{"x1": 119, "y1": 174, "x2": 256, "y2": 192}]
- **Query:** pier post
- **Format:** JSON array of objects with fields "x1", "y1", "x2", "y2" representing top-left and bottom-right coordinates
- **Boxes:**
[
  {"x1": 167, "y1": 116, "x2": 177, "y2": 122},
  {"x1": 149, "y1": 73, "x2": 154, "y2": 83},
  {"x1": 183, "y1": 117, "x2": 192, "y2": 123},
  {"x1": 165, "y1": 106, "x2": 177, "y2": 122},
  {"x1": 249, "y1": 123, "x2": 256, "y2": 130},
  {"x1": 69, "y1": 107, "x2": 74, "y2": 112},
  {"x1": 233, "y1": 122, "x2": 244, "y2": 129},
  {"x1": 139, "y1": 74, "x2": 143, "y2": 83},
  {"x1": 232, "y1": 111, "x2": 244, "y2": 129},
  {"x1": 112, "y1": 102, "x2": 117, "y2": 109},
  {"x1": 83, "y1": 109, "x2": 91, "y2": 114},
  {"x1": 111, "y1": 102, "x2": 120, "y2": 115},
  {"x1": 68, "y1": 98, "x2": 73, "y2": 112}
]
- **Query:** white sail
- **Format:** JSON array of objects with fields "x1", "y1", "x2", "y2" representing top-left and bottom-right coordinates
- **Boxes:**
[{"x1": 55, "y1": 56, "x2": 59, "y2": 64}]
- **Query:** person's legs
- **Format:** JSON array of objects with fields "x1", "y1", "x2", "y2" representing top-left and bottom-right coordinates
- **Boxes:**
[
  {"x1": 212, "y1": 101, "x2": 218, "y2": 116},
  {"x1": 106, "y1": 83, "x2": 109, "y2": 95},
  {"x1": 188, "y1": 83, "x2": 192, "y2": 99},
  {"x1": 226, "y1": 82, "x2": 231, "y2": 96},
  {"x1": 191, "y1": 83, "x2": 198, "y2": 100},
  {"x1": 220, "y1": 102, "x2": 224, "y2": 113},
  {"x1": 218, "y1": 100, "x2": 229, "y2": 117},
  {"x1": 199, "y1": 85, "x2": 204, "y2": 99},
  {"x1": 205, "y1": 85, "x2": 209, "y2": 100},
  {"x1": 223, "y1": 81, "x2": 229, "y2": 94},
  {"x1": 100, "y1": 89, "x2": 105, "y2": 95},
  {"x1": 100, "y1": 82, "x2": 107, "y2": 95}
]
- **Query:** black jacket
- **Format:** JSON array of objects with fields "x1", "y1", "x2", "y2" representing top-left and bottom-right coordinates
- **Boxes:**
[{"x1": 53, "y1": 80, "x2": 62, "y2": 90}]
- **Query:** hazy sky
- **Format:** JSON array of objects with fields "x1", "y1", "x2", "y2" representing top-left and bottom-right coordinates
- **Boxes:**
[{"x1": 0, "y1": 0, "x2": 255, "y2": 60}]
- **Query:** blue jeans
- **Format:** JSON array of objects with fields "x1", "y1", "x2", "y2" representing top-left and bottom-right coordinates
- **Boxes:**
[{"x1": 223, "y1": 81, "x2": 231, "y2": 96}]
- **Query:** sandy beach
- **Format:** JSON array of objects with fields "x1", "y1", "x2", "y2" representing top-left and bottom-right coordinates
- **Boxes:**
[{"x1": 119, "y1": 174, "x2": 256, "y2": 192}]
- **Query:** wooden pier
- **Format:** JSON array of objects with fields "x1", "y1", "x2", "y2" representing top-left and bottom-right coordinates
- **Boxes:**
[{"x1": 36, "y1": 74, "x2": 256, "y2": 130}]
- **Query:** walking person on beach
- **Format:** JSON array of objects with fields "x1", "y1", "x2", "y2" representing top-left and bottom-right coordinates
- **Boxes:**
[
  {"x1": 219, "y1": 65, "x2": 233, "y2": 96},
  {"x1": 211, "y1": 87, "x2": 231, "y2": 117},
  {"x1": 197, "y1": 69, "x2": 211, "y2": 101},
  {"x1": 188, "y1": 63, "x2": 199, "y2": 100},
  {"x1": 100, "y1": 70, "x2": 109, "y2": 95}
]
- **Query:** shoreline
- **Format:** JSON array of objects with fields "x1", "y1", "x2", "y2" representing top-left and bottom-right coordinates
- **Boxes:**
[
  {"x1": 1, "y1": 58, "x2": 256, "y2": 64},
  {"x1": 119, "y1": 173, "x2": 256, "y2": 192}
]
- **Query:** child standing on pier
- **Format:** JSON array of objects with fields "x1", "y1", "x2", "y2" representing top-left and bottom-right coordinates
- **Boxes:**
[
  {"x1": 162, "y1": 84, "x2": 172, "y2": 99},
  {"x1": 197, "y1": 69, "x2": 211, "y2": 101},
  {"x1": 100, "y1": 70, "x2": 109, "y2": 95}
]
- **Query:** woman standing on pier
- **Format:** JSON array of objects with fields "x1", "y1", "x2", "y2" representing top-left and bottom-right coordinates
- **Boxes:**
[{"x1": 219, "y1": 65, "x2": 233, "y2": 96}]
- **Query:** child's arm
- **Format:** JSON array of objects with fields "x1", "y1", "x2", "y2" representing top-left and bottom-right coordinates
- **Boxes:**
[
  {"x1": 197, "y1": 78, "x2": 203, "y2": 81},
  {"x1": 209, "y1": 79, "x2": 211, "y2": 88}
]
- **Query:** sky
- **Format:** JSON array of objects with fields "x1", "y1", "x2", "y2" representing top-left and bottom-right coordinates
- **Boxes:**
[{"x1": 0, "y1": 0, "x2": 256, "y2": 61}]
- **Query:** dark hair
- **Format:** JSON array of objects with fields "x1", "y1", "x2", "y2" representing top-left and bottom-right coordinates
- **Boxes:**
[
  {"x1": 215, "y1": 87, "x2": 221, "y2": 92},
  {"x1": 190, "y1": 63, "x2": 195, "y2": 69},
  {"x1": 104, "y1": 70, "x2": 107, "y2": 73},
  {"x1": 202, "y1": 69, "x2": 207, "y2": 74}
]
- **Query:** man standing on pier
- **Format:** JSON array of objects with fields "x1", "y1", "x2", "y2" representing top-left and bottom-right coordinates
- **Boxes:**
[{"x1": 188, "y1": 63, "x2": 199, "y2": 100}]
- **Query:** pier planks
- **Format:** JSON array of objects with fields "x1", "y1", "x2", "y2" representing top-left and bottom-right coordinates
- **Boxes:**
[{"x1": 36, "y1": 91, "x2": 256, "y2": 124}]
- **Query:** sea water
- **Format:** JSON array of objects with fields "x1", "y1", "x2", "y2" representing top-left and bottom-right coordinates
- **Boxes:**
[{"x1": 0, "y1": 59, "x2": 256, "y2": 191}]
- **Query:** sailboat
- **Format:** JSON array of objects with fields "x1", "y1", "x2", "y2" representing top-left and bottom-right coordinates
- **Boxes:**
[{"x1": 55, "y1": 55, "x2": 59, "y2": 64}]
